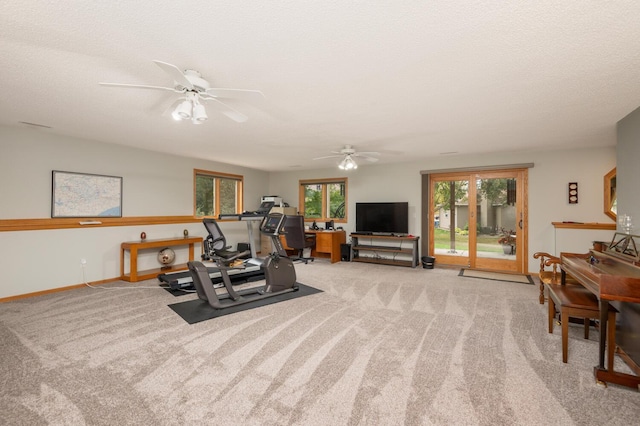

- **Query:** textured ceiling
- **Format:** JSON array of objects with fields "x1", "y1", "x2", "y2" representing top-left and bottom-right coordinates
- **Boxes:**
[{"x1": 1, "y1": 1, "x2": 640, "y2": 171}]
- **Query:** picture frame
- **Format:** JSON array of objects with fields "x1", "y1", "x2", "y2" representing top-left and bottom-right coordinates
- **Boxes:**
[
  {"x1": 568, "y1": 182, "x2": 578, "y2": 204},
  {"x1": 51, "y1": 170, "x2": 123, "y2": 218}
]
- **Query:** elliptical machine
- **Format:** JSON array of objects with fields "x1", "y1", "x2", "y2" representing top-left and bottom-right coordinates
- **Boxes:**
[{"x1": 187, "y1": 212, "x2": 298, "y2": 309}]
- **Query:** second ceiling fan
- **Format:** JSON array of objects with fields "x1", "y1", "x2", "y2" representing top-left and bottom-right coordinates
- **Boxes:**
[{"x1": 313, "y1": 145, "x2": 380, "y2": 169}]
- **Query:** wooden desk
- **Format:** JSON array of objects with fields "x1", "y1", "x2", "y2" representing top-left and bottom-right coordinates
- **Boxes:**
[
  {"x1": 280, "y1": 229, "x2": 346, "y2": 263},
  {"x1": 120, "y1": 237, "x2": 202, "y2": 282}
]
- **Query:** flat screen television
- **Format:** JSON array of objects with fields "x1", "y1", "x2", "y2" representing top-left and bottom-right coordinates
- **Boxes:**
[{"x1": 355, "y1": 202, "x2": 409, "y2": 235}]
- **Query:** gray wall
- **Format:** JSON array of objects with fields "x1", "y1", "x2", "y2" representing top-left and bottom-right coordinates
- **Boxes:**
[
  {"x1": 617, "y1": 105, "x2": 640, "y2": 223},
  {"x1": 1, "y1": 124, "x2": 618, "y2": 298},
  {"x1": 613, "y1": 105, "x2": 640, "y2": 364}
]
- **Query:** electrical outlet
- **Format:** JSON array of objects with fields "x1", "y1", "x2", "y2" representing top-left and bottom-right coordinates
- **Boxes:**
[{"x1": 80, "y1": 258, "x2": 87, "y2": 265}]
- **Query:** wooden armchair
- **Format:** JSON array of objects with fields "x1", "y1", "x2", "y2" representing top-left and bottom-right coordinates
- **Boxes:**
[{"x1": 533, "y1": 252, "x2": 579, "y2": 304}]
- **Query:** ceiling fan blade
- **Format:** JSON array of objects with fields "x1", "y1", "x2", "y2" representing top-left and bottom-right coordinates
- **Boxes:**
[
  {"x1": 353, "y1": 153, "x2": 380, "y2": 161},
  {"x1": 205, "y1": 88, "x2": 265, "y2": 101},
  {"x1": 313, "y1": 155, "x2": 342, "y2": 160},
  {"x1": 356, "y1": 151, "x2": 380, "y2": 156},
  {"x1": 99, "y1": 82, "x2": 178, "y2": 92},
  {"x1": 153, "y1": 60, "x2": 194, "y2": 90},
  {"x1": 202, "y1": 98, "x2": 248, "y2": 122}
]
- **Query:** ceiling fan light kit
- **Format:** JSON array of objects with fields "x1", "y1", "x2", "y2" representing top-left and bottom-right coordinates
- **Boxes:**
[
  {"x1": 192, "y1": 103, "x2": 208, "y2": 122},
  {"x1": 171, "y1": 92, "x2": 208, "y2": 124},
  {"x1": 338, "y1": 155, "x2": 358, "y2": 170},
  {"x1": 172, "y1": 98, "x2": 193, "y2": 121}
]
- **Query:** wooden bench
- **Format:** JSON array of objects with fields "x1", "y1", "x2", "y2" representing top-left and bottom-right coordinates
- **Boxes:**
[{"x1": 546, "y1": 282, "x2": 617, "y2": 369}]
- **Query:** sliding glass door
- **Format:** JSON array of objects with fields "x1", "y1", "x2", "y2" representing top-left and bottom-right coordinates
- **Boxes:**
[
  {"x1": 431, "y1": 177, "x2": 472, "y2": 267},
  {"x1": 429, "y1": 169, "x2": 527, "y2": 273}
]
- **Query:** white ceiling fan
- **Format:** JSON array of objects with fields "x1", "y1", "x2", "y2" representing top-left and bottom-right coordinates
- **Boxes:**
[
  {"x1": 313, "y1": 145, "x2": 380, "y2": 170},
  {"x1": 99, "y1": 60, "x2": 264, "y2": 124}
]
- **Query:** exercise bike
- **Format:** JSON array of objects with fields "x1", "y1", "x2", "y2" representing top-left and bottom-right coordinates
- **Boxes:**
[{"x1": 187, "y1": 212, "x2": 298, "y2": 309}]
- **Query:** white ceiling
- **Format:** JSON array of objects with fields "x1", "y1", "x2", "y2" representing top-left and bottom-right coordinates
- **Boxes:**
[{"x1": 2, "y1": 2, "x2": 640, "y2": 172}]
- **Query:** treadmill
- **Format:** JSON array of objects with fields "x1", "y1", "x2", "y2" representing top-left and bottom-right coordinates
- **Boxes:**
[
  {"x1": 158, "y1": 212, "x2": 269, "y2": 290},
  {"x1": 158, "y1": 261, "x2": 264, "y2": 290}
]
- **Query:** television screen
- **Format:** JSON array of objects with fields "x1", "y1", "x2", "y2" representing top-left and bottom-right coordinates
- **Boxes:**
[{"x1": 355, "y1": 202, "x2": 409, "y2": 234}]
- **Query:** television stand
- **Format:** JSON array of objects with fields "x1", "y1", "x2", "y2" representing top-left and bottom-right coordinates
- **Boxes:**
[{"x1": 350, "y1": 234, "x2": 420, "y2": 268}]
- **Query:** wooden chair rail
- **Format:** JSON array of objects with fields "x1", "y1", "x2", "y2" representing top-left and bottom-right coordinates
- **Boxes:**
[{"x1": 0, "y1": 215, "x2": 248, "y2": 232}]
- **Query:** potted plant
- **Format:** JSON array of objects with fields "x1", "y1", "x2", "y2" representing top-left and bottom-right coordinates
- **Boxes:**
[{"x1": 498, "y1": 228, "x2": 516, "y2": 254}]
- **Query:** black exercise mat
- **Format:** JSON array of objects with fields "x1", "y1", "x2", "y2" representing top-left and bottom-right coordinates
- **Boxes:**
[{"x1": 168, "y1": 283, "x2": 323, "y2": 324}]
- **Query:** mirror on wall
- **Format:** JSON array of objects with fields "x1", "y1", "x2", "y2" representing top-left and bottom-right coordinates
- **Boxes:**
[{"x1": 604, "y1": 167, "x2": 617, "y2": 221}]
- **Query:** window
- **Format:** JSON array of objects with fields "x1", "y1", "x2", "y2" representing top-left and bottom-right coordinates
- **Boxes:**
[
  {"x1": 194, "y1": 169, "x2": 243, "y2": 217},
  {"x1": 299, "y1": 178, "x2": 347, "y2": 222}
]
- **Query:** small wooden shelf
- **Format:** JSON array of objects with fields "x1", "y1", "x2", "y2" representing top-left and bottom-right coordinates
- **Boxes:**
[
  {"x1": 350, "y1": 234, "x2": 420, "y2": 268},
  {"x1": 552, "y1": 222, "x2": 615, "y2": 230},
  {"x1": 120, "y1": 237, "x2": 202, "y2": 282}
]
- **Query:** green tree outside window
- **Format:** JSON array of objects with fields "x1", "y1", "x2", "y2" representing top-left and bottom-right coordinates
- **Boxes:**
[
  {"x1": 300, "y1": 179, "x2": 347, "y2": 222},
  {"x1": 194, "y1": 169, "x2": 243, "y2": 217}
]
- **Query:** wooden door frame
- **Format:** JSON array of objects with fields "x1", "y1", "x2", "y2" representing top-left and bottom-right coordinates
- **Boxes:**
[{"x1": 422, "y1": 167, "x2": 529, "y2": 274}]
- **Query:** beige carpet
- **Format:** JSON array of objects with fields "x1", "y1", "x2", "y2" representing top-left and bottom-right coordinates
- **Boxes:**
[{"x1": 0, "y1": 262, "x2": 638, "y2": 425}]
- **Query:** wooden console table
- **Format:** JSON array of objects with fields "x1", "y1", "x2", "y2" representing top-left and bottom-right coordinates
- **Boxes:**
[{"x1": 120, "y1": 237, "x2": 202, "y2": 282}]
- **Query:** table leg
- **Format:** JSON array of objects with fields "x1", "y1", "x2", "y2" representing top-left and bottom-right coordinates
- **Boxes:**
[
  {"x1": 607, "y1": 308, "x2": 616, "y2": 372},
  {"x1": 331, "y1": 236, "x2": 339, "y2": 263},
  {"x1": 120, "y1": 248, "x2": 125, "y2": 278},
  {"x1": 598, "y1": 298, "x2": 608, "y2": 370},
  {"x1": 130, "y1": 248, "x2": 138, "y2": 282}
]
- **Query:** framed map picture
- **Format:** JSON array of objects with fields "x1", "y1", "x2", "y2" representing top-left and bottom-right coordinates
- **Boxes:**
[{"x1": 51, "y1": 170, "x2": 123, "y2": 218}]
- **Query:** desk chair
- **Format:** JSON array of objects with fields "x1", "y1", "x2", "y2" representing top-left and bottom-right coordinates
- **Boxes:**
[
  {"x1": 283, "y1": 215, "x2": 316, "y2": 264},
  {"x1": 202, "y1": 218, "x2": 242, "y2": 261}
]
